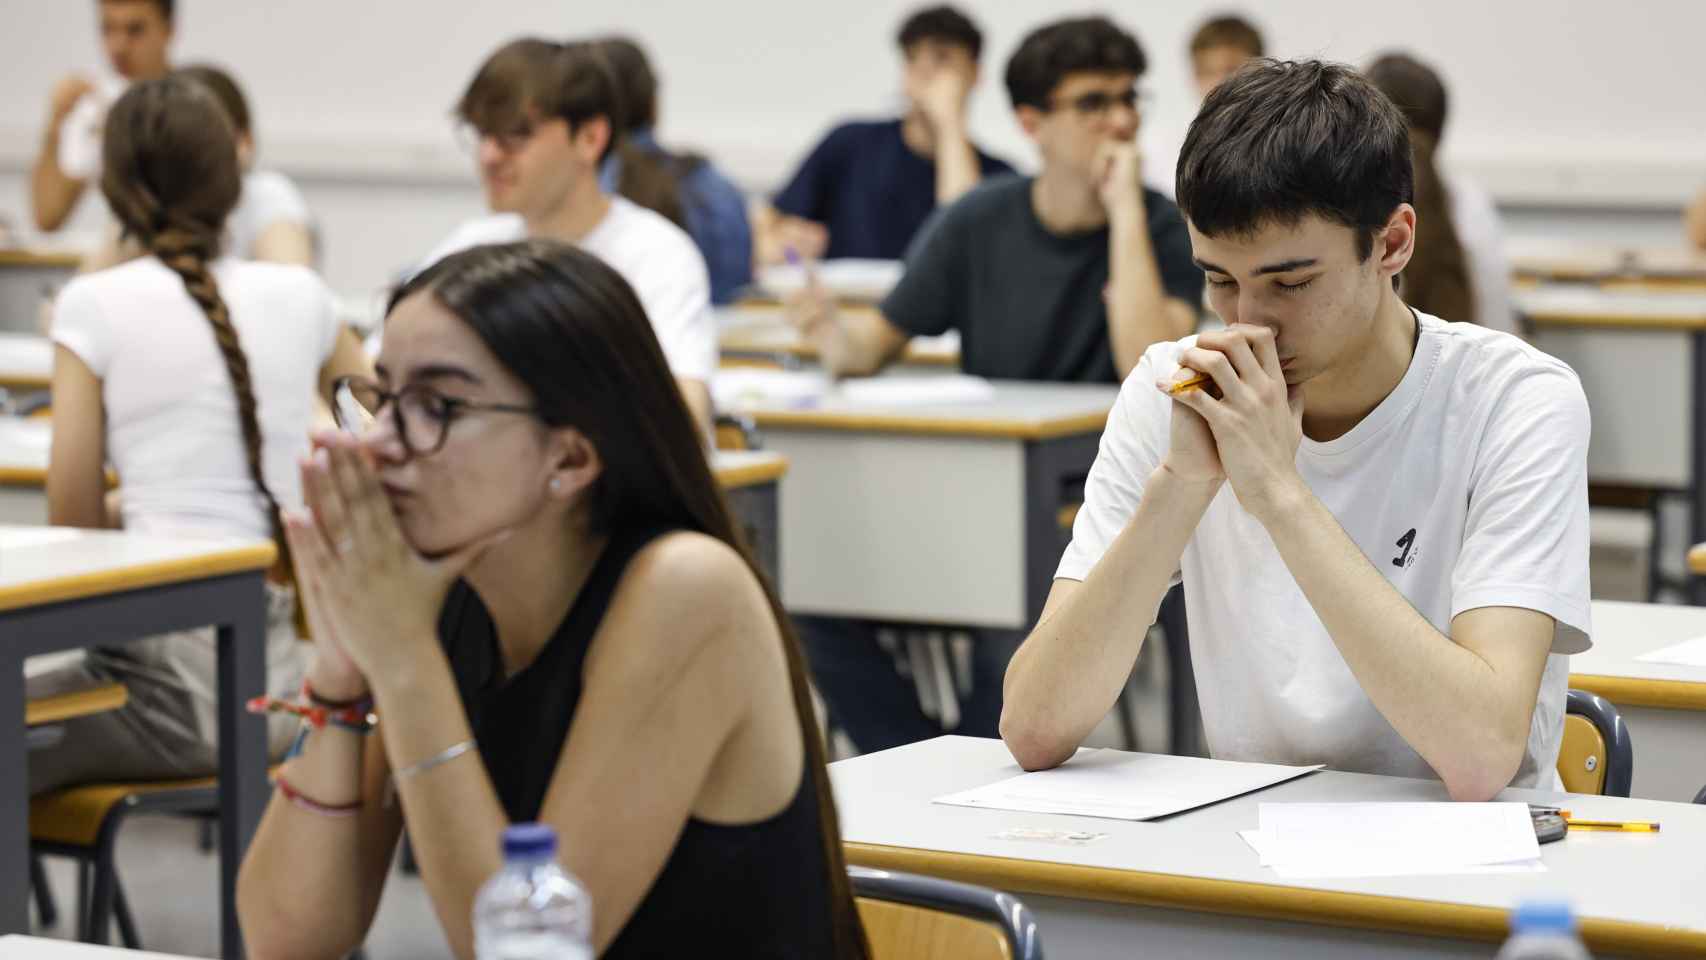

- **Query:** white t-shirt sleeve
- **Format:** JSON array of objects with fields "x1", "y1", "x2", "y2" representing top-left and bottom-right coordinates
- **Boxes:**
[
  {"x1": 244, "y1": 171, "x2": 311, "y2": 231},
  {"x1": 56, "y1": 93, "x2": 106, "y2": 180},
  {"x1": 634, "y1": 239, "x2": 716, "y2": 382},
  {"x1": 1451, "y1": 364, "x2": 1593, "y2": 654},
  {"x1": 50, "y1": 276, "x2": 114, "y2": 376},
  {"x1": 1055, "y1": 342, "x2": 1182, "y2": 582}
]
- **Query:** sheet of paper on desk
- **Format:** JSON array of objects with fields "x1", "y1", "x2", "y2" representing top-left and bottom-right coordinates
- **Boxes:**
[
  {"x1": 932, "y1": 748, "x2": 1322, "y2": 821},
  {"x1": 838, "y1": 374, "x2": 995, "y2": 408},
  {"x1": 0, "y1": 418, "x2": 50, "y2": 450},
  {"x1": 1636, "y1": 634, "x2": 1706, "y2": 668},
  {"x1": 1245, "y1": 802, "x2": 1544, "y2": 879},
  {"x1": 710, "y1": 369, "x2": 829, "y2": 410},
  {"x1": 758, "y1": 259, "x2": 904, "y2": 301}
]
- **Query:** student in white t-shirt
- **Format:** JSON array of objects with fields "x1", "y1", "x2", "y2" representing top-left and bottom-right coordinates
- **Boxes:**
[
  {"x1": 1001, "y1": 60, "x2": 1591, "y2": 800},
  {"x1": 415, "y1": 38, "x2": 716, "y2": 437},
  {"x1": 32, "y1": 0, "x2": 174, "y2": 232},
  {"x1": 31, "y1": 77, "x2": 371, "y2": 796}
]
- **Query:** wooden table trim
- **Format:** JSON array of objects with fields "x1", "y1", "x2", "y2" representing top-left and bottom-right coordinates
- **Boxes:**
[
  {"x1": 0, "y1": 250, "x2": 80, "y2": 269},
  {"x1": 0, "y1": 467, "x2": 46, "y2": 488},
  {"x1": 844, "y1": 842, "x2": 1706, "y2": 958},
  {"x1": 25, "y1": 682, "x2": 128, "y2": 726},
  {"x1": 1569, "y1": 672, "x2": 1706, "y2": 711},
  {"x1": 714, "y1": 457, "x2": 788, "y2": 490},
  {"x1": 0, "y1": 542, "x2": 277, "y2": 613},
  {"x1": 1525, "y1": 312, "x2": 1706, "y2": 333},
  {"x1": 0, "y1": 375, "x2": 50, "y2": 391},
  {"x1": 1687, "y1": 543, "x2": 1706, "y2": 574},
  {"x1": 750, "y1": 409, "x2": 1109, "y2": 441}
]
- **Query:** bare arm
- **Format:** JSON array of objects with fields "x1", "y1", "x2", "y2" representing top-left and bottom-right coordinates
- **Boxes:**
[
  {"x1": 1687, "y1": 187, "x2": 1706, "y2": 251},
  {"x1": 1001, "y1": 466, "x2": 1219, "y2": 770},
  {"x1": 46, "y1": 346, "x2": 107, "y2": 527},
  {"x1": 32, "y1": 77, "x2": 95, "y2": 233},
  {"x1": 251, "y1": 221, "x2": 316, "y2": 267},
  {"x1": 933, "y1": 129, "x2": 980, "y2": 206},
  {"x1": 750, "y1": 200, "x2": 829, "y2": 268},
  {"x1": 676, "y1": 376, "x2": 714, "y2": 444},
  {"x1": 317, "y1": 327, "x2": 374, "y2": 403},
  {"x1": 1102, "y1": 146, "x2": 1197, "y2": 378},
  {"x1": 786, "y1": 280, "x2": 909, "y2": 378}
]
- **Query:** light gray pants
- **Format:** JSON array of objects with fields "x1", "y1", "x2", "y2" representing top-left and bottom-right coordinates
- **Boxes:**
[{"x1": 27, "y1": 584, "x2": 307, "y2": 797}]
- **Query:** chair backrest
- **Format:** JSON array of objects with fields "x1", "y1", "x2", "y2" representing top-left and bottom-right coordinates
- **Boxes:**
[
  {"x1": 713, "y1": 412, "x2": 762, "y2": 452},
  {"x1": 1558, "y1": 689, "x2": 1633, "y2": 797},
  {"x1": 850, "y1": 865, "x2": 1042, "y2": 960}
]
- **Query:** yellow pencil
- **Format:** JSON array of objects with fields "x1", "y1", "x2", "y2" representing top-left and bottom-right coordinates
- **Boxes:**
[
  {"x1": 1564, "y1": 819, "x2": 1660, "y2": 832},
  {"x1": 1167, "y1": 372, "x2": 1211, "y2": 395}
]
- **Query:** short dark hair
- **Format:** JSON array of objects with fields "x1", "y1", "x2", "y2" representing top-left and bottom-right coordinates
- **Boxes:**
[
  {"x1": 1004, "y1": 17, "x2": 1146, "y2": 110},
  {"x1": 455, "y1": 38, "x2": 625, "y2": 164},
  {"x1": 1364, "y1": 52, "x2": 1448, "y2": 142},
  {"x1": 174, "y1": 63, "x2": 250, "y2": 136},
  {"x1": 1190, "y1": 15, "x2": 1263, "y2": 58},
  {"x1": 896, "y1": 5, "x2": 983, "y2": 61},
  {"x1": 101, "y1": 0, "x2": 173, "y2": 20},
  {"x1": 1176, "y1": 59, "x2": 1412, "y2": 261}
]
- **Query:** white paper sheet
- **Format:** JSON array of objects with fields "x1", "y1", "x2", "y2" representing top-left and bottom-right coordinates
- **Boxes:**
[
  {"x1": 758, "y1": 258, "x2": 904, "y2": 301},
  {"x1": 837, "y1": 375, "x2": 995, "y2": 408},
  {"x1": 710, "y1": 368, "x2": 830, "y2": 410},
  {"x1": 932, "y1": 748, "x2": 1322, "y2": 821},
  {"x1": 1247, "y1": 802, "x2": 1544, "y2": 879},
  {"x1": 1635, "y1": 634, "x2": 1706, "y2": 668}
]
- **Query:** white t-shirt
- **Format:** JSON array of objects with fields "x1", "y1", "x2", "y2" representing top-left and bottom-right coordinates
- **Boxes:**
[
  {"x1": 52, "y1": 257, "x2": 341, "y2": 541},
  {"x1": 56, "y1": 73, "x2": 127, "y2": 180},
  {"x1": 418, "y1": 197, "x2": 716, "y2": 381},
  {"x1": 226, "y1": 169, "x2": 311, "y2": 261},
  {"x1": 1057, "y1": 313, "x2": 1592, "y2": 789},
  {"x1": 1447, "y1": 174, "x2": 1518, "y2": 336}
]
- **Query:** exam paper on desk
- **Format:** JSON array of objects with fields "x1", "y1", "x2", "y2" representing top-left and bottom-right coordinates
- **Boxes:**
[
  {"x1": 1240, "y1": 802, "x2": 1546, "y2": 879},
  {"x1": 932, "y1": 748, "x2": 1321, "y2": 821},
  {"x1": 711, "y1": 369, "x2": 995, "y2": 411},
  {"x1": 1635, "y1": 634, "x2": 1706, "y2": 668}
]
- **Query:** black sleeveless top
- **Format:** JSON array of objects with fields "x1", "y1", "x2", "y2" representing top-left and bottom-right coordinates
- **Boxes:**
[{"x1": 438, "y1": 525, "x2": 837, "y2": 958}]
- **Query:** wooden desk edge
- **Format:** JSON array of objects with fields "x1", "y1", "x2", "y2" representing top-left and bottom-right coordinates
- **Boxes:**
[
  {"x1": 721, "y1": 341, "x2": 960, "y2": 368},
  {"x1": 715, "y1": 458, "x2": 789, "y2": 490},
  {"x1": 0, "y1": 541, "x2": 278, "y2": 613},
  {"x1": 1687, "y1": 543, "x2": 1706, "y2": 575},
  {"x1": 1568, "y1": 673, "x2": 1706, "y2": 711},
  {"x1": 25, "y1": 682, "x2": 128, "y2": 726},
  {"x1": 843, "y1": 843, "x2": 1706, "y2": 957},
  {"x1": 0, "y1": 250, "x2": 82, "y2": 269},
  {"x1": 0, "y1": 375, "x2": 52, "y2": 391},
  {"x1": 750, "y1": 409, "x2": 1108, "y2": 441},
  {"x1": 1525, "y1": 312, "x2": 1706, "y2": 332},
  {"x1": 0, "y1": 466, "x2": 48, "y2": 487}
]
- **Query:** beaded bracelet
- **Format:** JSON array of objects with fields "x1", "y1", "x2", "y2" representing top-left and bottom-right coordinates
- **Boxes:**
[
  {"x1": 276, "y1": 775, "x2": 361, "y2": 818},
  {"x1": 246, "y1": 695, "x2": 377, "y2": 734},
  {"x1": 301, "y1": 680, "x2": 373, "y2": 713}
]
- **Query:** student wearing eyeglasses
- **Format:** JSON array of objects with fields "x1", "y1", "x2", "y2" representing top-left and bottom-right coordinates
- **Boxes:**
[
  {"x1": 414, "y1": 39, "x2": 716, "y2": 439},
  {"x1": 786, "y1": 16, "x2": 1204, "y2": 754}
]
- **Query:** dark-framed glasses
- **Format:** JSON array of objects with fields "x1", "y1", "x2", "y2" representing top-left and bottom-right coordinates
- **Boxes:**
[
  {"x1": 331, "y1": 376, "x2": 541, "y2": 458},
  {"x1": 453, "y1": 120, "x2": 537, "y2": 157},
  {"x1": 1052, "y1": 87, "x2": 1147, "y2": 118}
]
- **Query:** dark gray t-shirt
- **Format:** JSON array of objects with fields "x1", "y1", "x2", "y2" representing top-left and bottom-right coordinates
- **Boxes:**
[{"x1": 881, "y1": 176, "x2": 1203, "y2": 384}]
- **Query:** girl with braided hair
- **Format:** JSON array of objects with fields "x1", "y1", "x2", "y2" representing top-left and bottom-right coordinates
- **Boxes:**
[{"x1": 30, "y1": 75, "x2": 370, "y2": 795}]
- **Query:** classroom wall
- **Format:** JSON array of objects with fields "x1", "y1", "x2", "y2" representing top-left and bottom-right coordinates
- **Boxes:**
[{"x1": 1, "y1": 0, "x2": 1701, "y2": 292}]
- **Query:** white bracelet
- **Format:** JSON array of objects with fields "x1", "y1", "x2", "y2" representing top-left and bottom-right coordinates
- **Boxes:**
[{"x1": 385, "y1": 738, "x2": 475, "y2": 807}]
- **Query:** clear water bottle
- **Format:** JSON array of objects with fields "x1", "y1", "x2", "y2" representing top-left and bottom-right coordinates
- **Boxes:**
[
  {"x1": 1494, "y1": 901, "x2": 1593, "y2": 960},
  {"x1": 473, "y1": 823, "x2": 592, "y2": 960}
]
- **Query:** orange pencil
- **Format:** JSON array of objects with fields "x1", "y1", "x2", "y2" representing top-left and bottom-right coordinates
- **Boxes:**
[{"x1": 1167, "y1": 372, "x2": 1211, "y2": 395}]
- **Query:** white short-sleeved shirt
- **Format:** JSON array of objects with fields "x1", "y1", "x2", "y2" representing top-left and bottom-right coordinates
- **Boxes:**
[
  {"x1": 1447, "y1": 174, "x2": 1518, "y2": 336},
  {"x1": 56, "y1": 74, "x2": 127, "y2": 180},
  {"x1": 1057, "y1": 313, "x2": 1592, "y2": 789},
  {"x1": 225, "y1": 169, "x2": 312, "y2": 261},
  {"x1": 418, "y1": 197, "x2": 716, "y2": 381},
  {"x1": 52, "y1": 257, "x2": 342, "y2": 541}
]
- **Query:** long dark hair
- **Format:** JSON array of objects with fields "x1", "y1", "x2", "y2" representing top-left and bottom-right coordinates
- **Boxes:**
[
  {"x1": 100, "y1": 77, "x2": 289, "y2": 571},
  {"x1": 595, "y1": 36, "x2": 704, "y2": 229},
  {"x1": 390, "y1": 241, "x2": 869, "y2": 960},
  {"x1": 1366, "y1": 54, "x2": 1475, "y2": 323}
]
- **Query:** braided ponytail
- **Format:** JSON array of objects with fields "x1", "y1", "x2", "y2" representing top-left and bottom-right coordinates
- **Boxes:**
[{"x1": 100, "y1": 78, "x2": 291, "y2": 574}]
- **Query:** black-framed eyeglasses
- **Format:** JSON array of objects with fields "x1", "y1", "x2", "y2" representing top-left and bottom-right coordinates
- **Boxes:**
[
  {"x1": 1050, "y1": 87, "x2": 1146, "y2": 119},
  {"x1": 332, "y1": 376, "x2": 542, "y2": 458},
  {"x1": 454, "y1": 120, "x2": 537, "y2": 157}
]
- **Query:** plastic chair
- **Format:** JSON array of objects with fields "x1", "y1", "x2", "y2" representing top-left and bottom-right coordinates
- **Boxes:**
[
  {"x1": 851, "y1": 864, "x2": 1043, "y2": 960},
  {"x1": 25, "y1": 682, "x2": 129, "y2": 933},
  {"x1": 713, "y1": 411, "x2": 762, "y2": 451},
  {"x1": 1557, "y1": 688, "x2": 1632, "y2": 797}
]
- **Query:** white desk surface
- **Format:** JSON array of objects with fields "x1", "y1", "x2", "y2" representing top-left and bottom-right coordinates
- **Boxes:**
[
  {"x1": 1509, "y1": 243, "x2": 1706, "y2": 282},
  {"x1": 0, "y1": 333, "x2": 51, "y2": 384},
  {"x1": 0, "y1": 417, "x2": 48, "y2": 477},
  {"x1": 832, "y1": 736, "x2": 1706, "y2": 955},
  {"x1": 722, "y1": 377, "x2": 1117, "y2": 440},
  {"x1": 1572, "y1": 600, "x2": 1706, "y2": 708},
  {"x1": 0, "y1": 525, "x2": 274, "y2": 613},
  {"x1": 1516, "y1": 286, "x2": 1706, "y2": 326},
  {"x1": 0, "y1": 936, "x2": 192, "y2": 959}
]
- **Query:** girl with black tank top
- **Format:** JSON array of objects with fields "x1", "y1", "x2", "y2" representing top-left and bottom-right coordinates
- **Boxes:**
[{"x1": 237, "y1": 241, "x2": 869, "y2": 960}]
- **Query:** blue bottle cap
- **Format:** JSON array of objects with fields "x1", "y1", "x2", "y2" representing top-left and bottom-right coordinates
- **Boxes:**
[
  {"x1": 1511, "y1": 901, "x2": 1576, "y2": 934},
  {"x1": 502, "y1": 823, "x2": 558, "y2": 859}
]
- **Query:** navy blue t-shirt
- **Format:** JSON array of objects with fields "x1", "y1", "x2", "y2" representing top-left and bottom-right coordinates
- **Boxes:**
[{"x1": 772, "y1": 118, "x2": 1013, "y2": 260}]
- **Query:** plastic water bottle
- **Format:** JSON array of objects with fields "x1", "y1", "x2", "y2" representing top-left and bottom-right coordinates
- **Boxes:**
[
  {"x1": 473, "y1": 823, "x2": 592, "y2": 960},
  {"x1": 1494, "y1": 901, "x2": 1593, "y2": 959}
]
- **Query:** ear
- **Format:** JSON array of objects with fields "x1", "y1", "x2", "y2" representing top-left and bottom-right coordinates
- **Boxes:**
[
  {"x1": 544, "y1": 427, "x2": 603, "y2": 503},
  {"x1": 1015, "y1": 105, "x2": 1045, "y2": 140},
  {"x1": 576, "y1": 116, "x2": 613, "y2": 166},
  {"x1": 235, "y1": 133, "x2": 255, "y2": 171},
  {"x1": 968, "y1": 62, "x2": 982, "y2": 88},
  {"x1": 1375, "y1": 204, "x2": 1417, "y2": 282}
]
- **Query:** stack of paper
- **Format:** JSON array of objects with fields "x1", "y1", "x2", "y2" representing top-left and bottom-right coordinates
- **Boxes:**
[
  {"x1": 1241, "y1": 802, "x2": 1545, "y2": 879},
  {"x1": 1636, "y1": 635, "x2": 1706, "y2": 668},
  {"x1": 933, "y1": 748, "x2": 1321, "y2": 821}
]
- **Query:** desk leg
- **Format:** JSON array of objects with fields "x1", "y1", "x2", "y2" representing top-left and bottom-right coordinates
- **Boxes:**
[
  {"x1": 216, "y1": 584, "x2": 269, "y2": 960},
  {"x1": 1694, "y1": 332, "x2": 1706, "y2": 606},
  {"x1": 0, "y1": 659, "x2": 26, "y2": 934}
]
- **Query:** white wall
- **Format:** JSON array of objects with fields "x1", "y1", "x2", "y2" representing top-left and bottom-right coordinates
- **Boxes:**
[{"x1": 2, "y1": 0, "x2": 1702, "y2": 291}]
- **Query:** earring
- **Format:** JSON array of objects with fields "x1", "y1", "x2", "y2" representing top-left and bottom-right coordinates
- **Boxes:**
[{"x1": 549, "y1": 477, "x2": 563, "y2": 493}]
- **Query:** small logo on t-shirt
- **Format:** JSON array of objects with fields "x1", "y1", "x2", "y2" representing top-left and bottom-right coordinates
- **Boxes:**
[{"x1": 1393, "y1": 528, "x2": 1419, "y2": 569}]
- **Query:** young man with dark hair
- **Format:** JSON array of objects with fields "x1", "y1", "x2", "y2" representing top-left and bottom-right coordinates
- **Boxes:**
[
  {"x1": 419, "y1": 38, "x2": 716, "y2": 437},
  {"x1": 754, "y1": 4, "x2": 1013, "y2": 263},
  {"x1": 789, "y1": 17, "x2": 1204, "y2": 755},
  {"x1": 33, "y1": 0, "x2": 175, "y2": 232},
  {"x1": 1188, "y1": 14, "x2": 1264, "y2": 100},
  {"x1": 1002, "y1": 60, "x2": 1592, "y2": 800}
]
